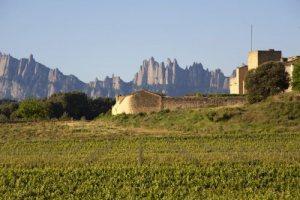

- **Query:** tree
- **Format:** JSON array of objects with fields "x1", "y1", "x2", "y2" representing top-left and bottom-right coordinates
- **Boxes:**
[
  {"x1": 47, "y1": 92, "x2": 115, "y2": 120},
  {"x1": 245, "y1": 62, "x2": 289, "y2": 103},
  {"x1": 0, "y1": 102, "x2": 18, "y2": 118},
  {"x1": 292, "y1": 60, "x2": 300, "y2": 91},
  {"x1": 17, "y1": 99, "x2": 48, "y2": 119},
  {"x1": 86, "y1": 97, "x2": 115, "y2": 120},
  {"x1": 45, "y1": 101, "x2": 64, "y2": 119}
]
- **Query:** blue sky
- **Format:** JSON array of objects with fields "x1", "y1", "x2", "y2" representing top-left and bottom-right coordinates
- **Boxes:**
[{"x1": 0, "y1": 0, "x2": 299, "y2": 82}]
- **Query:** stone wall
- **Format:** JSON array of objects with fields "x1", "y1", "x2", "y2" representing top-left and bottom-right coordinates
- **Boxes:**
[
  {"x1": 248, "y1": 50, "x2": 281, "y2": 70},
  {"x1": 112, "y1": 90, "x2": 162, "y2": 115},
  {"x1": 129, "y1": 90, "x2": 162, "y2": 113},
  {"x1": 229, "y1": 65, "x2": 248, "y2": 94},
  {"x1": 162, "y1": 96, "x2": 246, "y2": 110},
  {"x1": 112, "y1": 90, "x2": 246, "y2": 115},
  {"x1": 285, "y1": 63, "x2": 294, "y2": 92}
]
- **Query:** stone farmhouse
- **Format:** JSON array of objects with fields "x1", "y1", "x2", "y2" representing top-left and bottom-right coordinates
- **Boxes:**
[
  {"x1": 112, "y1": 90, "x2": 245, "y2": 115},
  {"x1": 229, "y1": 49, "x2": 299, "y2": 94}
]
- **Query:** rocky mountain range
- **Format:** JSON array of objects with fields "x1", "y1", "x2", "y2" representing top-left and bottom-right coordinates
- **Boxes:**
[
  {"x1": 0, "y1": 53, "x2": 229, "y2": 100},
  {"x1": 133, "y1": 57, "x2": 228, "y2": 96}
]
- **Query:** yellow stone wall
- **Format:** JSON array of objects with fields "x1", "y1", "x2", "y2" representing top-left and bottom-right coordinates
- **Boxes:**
[
  {"x1": 112, "y1": 90, "x2": 246, "y2": 115},
  {"x1": 285, "y1": 64, "x2": 294, "y2": 92},
  {"x1": 248, "y1": 50, "x2": 281, "y2": 70},
  {"x1": 162, "y1": 96, "x2": 245, "y2": 110},
  {"x1": 237, "y1": 66, "x2": 248, "y2": 94},
  {"x1": 247, "y1": 51, "x2": 259, "y2": 71},
  {"x1": 229, "y1": 65, "x2": 248, "y2": 94},
  {"x1": 229, "y1": 76, "x2": 239, "y2": 94},
  {"x1": 112, "y1": 90, "x2": 162, "y2": 115},
  {"x1": 112, "y1": 95, "x2": 135, "y2": 115}
]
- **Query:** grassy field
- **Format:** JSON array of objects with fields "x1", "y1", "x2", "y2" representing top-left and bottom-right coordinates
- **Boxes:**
[{"x1": 0, "y1": 93, "x2": 299, "y2": 199}]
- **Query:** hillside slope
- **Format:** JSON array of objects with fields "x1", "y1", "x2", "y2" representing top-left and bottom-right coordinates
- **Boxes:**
[{"x1": 103, "y1": 92, "x2": 300, "y2": 133}]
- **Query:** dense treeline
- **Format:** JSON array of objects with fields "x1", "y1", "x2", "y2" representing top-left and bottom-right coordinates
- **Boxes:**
[{"x1": 0, "y1": 92, "x2": 115, "y2": 122}]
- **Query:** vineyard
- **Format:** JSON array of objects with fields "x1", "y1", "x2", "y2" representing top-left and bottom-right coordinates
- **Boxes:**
[{"x1": 0, "y1": 93, "x2": 299, "y2": 199}]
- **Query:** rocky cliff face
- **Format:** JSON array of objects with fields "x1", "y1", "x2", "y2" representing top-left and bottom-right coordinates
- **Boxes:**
[
  {"x1": 0, "y1": 53, "x2": 229, "y2": 100},
  {"x1": 0, "y1": 54, "x2": 88, "y2": 99},
  {"x1": 88, "y1": 76, "x2": 132, "y2": 98},
  {"x1": 133, "y1": 57, "x2": 229, "y2": 96}
]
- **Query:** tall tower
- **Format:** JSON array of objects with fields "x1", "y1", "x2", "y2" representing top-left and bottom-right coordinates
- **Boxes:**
[{"x1": 248, "y1": 49, "x2": 282, "y2": 70}]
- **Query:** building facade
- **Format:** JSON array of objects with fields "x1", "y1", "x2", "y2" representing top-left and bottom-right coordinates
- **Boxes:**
[
  {"x1": 229, "y1": 65, "x2": 248, "y2": 94},
  {"x1": 247, "y1": 49, "x2": 282, "y2": 70},
  {"x1": 230, "y1": 49, "x2": 284, "y2": 94},
  {"x1": 284, "y1": 56, "x2": 300, "y2": 92}
]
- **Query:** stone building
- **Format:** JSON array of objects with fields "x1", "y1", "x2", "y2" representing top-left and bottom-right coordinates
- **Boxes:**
[
  {"x1": 284, "y1": 56, "x2": 300, "y2": 92},
  {"x1": 229, "y1": 65, "x2": 248, "y2": 94},
  {"x1": 247, "y1": 49, "x2": 282, "y2": 70},
  {"x1": 230, "y1": 49, "x2": 283, "y2": 94},
  {"x1": 112, "y1": 90, "x2": 163, "y2": 115},
  {"x1": 112, "y1": 90, "x2": 246, "y2": 115}
]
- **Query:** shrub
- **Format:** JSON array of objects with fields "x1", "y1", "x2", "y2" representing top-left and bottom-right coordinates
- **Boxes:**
[
  {"x1": 48, "y1": 92, "x2": 91, "y2": 120},
  {"x1": 10, "y1": 111, "x2": 22, "y2": 121},
  {"x1": 17, "y1": 99, "x2": 48, "y2": 120},
  {"x1": 0, "y1": 102, "x2": 18, "y2": 118},
  {"x1": 0, "y1": 92, "x2": 115, "y2": 121},
  {"x1": 266, "y1": 101, "x2": 300, "y2": 121},
  {"x1": 86, "y1": 97, "x2": 115, "y2": 120},
  {"x1": 47, "y1": 92, "x2": 115, "y2": 120},
  {"x1": 45, "y1": 101, "x2": 64, "y2": 119},
  {"x1": 195, "y1": 92, "x2": 203, "y2": 97},
  {"x1": 0, "y1": 114, "x2": 8, "y2": 122},
  {"x1": 60, "y1": 92, "x2": 89, "y2": 120},
  {"x1": 206, "y1": 108, "x2": 243, "y2": 122},
  {"x1": 292, "y1": 60, "x2": 300, "y2": 91},
  {"x1": 245, "y1": 62, "x2": 289, "y2": 103},
  {"x1": 60, "y1": 112, "x2": 70, "y2": 120},
  {"x1": 158, "y1": 109, "x2": 170, "y2": 114}
]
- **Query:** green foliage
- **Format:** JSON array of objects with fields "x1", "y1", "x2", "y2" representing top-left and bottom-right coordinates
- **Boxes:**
[
  {"x1": 245, "y1": 62, "x2": 289, "y2": 103},
  {"x1": 292, "y1": 60, "x2": 300, "y2": 91},
  {"x1": 87, "y1": 97, "x2": 115, "y2": 120},
  {"x1": 16, "y1": 99, "x2": 48, "y2": 120},
  {"x1": 265, "y1": 101, "x2": 300, "y2": 121},
  {"x1": 206, "y1": 108, "x2": 243, "y2": 122},
  {"x1": 195, "y1": 92, "x2": 203, "y2": 97},
  {"x1": 0, "y1": 114, "x2": 8, "y2": 122},
  {"x1": 46, "y1": 92, "x2": 115, "y2": 120},
  {"x1": 45, "y1": 100, "x2": 64, "y2": 119},
  {"x1": 0, "y1": 101, "x2": 18, "y2": 118},
  {"x1": 61, "y1": 92, "x2": 90, "y2": 120},
  {"x1": 0, "y1": 92, "x2": 115, "y2": 121}
]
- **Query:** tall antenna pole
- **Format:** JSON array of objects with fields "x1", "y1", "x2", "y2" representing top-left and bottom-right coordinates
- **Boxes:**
[{"x1": 251, "y1": 25, "x2": 253, "y2": 51}]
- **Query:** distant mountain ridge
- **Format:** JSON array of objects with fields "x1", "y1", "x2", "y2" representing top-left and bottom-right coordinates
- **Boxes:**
[
  {"x1": 0, "y1": 53, "x2": 229, "y2": 100},
  {"x1": 133, "y1": 57, "x2": 228, "y2": 96}
]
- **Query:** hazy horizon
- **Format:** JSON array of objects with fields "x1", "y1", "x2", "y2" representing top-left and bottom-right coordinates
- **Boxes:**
[{"x1": 1, "y1": 0, "x2": 299, "y2": 82}]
